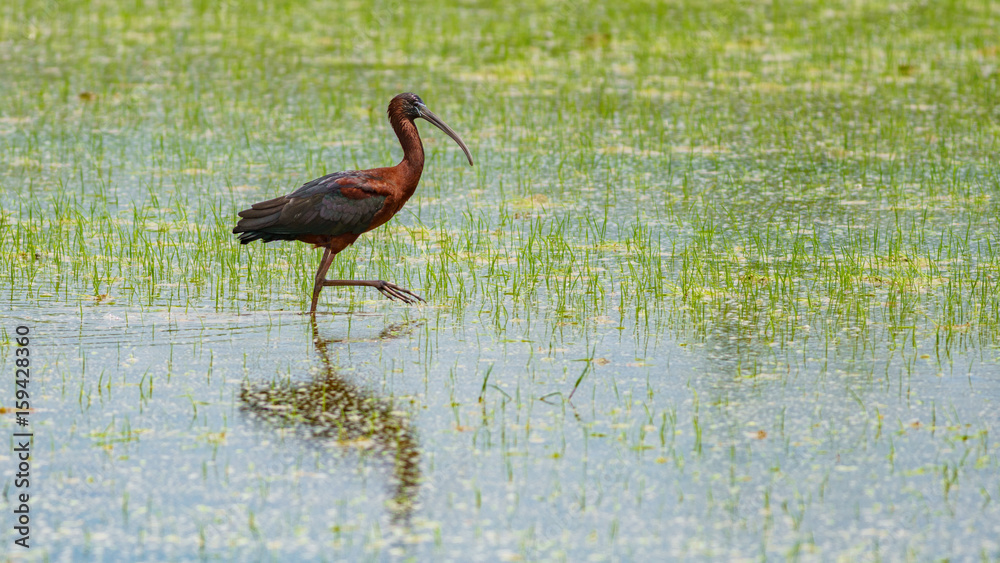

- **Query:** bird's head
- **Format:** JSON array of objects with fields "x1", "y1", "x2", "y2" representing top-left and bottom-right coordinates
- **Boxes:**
[{"x1": 389, "y1": 93, "x2": 474, "y2": 166}]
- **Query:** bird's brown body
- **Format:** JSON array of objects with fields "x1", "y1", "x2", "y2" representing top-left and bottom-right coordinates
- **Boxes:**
[{"x1": 233, "y1": 93, "x2": 473, "y2": 312}]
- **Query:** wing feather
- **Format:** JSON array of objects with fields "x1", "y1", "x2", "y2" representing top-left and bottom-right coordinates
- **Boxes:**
[{"x1": 233, "y1": 172, "x2": 387, "y2": 244}]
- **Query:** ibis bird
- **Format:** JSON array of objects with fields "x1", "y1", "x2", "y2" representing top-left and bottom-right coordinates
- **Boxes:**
[{"x1": 233, "y1": 93, "x2": 473, "y2": 313}]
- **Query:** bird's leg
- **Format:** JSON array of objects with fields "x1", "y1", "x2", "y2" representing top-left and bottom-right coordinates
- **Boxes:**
[
  {"x1": 310, "y1": 247, "x2": 336, "y2": 313},
  {"x1": 322, "y1": 279, "x2": 425, "y2": 305},
  {"x1": 311, "y1": 247, "x2": 424, "y2": 308}
]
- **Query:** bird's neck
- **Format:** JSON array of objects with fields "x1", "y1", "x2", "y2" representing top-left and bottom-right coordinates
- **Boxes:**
[{"x1": 391, "y1": 117, "x2": 424, "y2": 193}]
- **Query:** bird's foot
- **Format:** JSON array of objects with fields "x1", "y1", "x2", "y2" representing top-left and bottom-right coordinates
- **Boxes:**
[
  {"x1": 320, "y1": 279, "x2": 426, "y2": 304},
  {"x1": 373, "y1": 281, "x2": 425, "y2": 304}
]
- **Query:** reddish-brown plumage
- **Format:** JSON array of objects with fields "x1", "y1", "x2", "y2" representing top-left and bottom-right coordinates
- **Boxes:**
[
  {"x1": 232, "y1": 93, "x2": 473, "y2": 312},
  {"x1": 295, "y1": 232, "x2": 359, "y2": 250}
]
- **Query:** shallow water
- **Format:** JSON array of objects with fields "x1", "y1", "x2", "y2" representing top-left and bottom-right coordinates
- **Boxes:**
[{"x1": 4, "y1": 295, "x2": 999, "y2": 560}]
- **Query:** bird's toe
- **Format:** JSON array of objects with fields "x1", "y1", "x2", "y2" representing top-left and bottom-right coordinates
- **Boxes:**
[{"x1": 377, "y1": 281, "x2": 423, "y2": 304}]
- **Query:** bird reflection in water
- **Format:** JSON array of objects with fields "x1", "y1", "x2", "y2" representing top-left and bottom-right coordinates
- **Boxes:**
[{"x1": 239, "y1": 318, "x2": 421, "y2": 524}]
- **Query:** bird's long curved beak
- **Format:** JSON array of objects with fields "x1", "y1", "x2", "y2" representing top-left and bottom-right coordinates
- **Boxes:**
[{"x1": 416, "y1": 103, "x2": 474, "y2": 166}]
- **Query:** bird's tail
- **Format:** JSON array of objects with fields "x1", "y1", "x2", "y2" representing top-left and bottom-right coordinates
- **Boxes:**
[{"x1": 233, "y1": 195, "x2": 294, "y2": 244}]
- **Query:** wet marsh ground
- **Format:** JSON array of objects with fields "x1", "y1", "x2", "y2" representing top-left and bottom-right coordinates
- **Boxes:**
[{"x1": 1, "y1": 0, "x2": 1000, "y2": 560}]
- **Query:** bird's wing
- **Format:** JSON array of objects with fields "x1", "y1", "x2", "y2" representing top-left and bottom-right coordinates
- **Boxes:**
[
  {"x1": 287, "y1": 170, "x2": 372, "y2": 198},
  {"x1": 234, "y1": 172, "x2": 387, "y2": 240}
]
